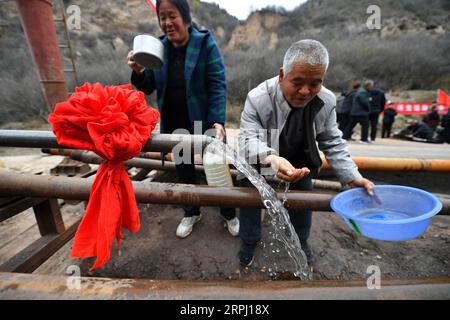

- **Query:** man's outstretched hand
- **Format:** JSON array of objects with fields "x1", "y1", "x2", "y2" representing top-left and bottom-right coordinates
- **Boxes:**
[{"x1": 264, "y1": 155, "x2": 310, "y2": 183}]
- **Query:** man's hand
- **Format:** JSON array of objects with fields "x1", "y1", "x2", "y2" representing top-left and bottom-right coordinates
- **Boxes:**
[
  {"x1": 348, "y1": 178, "x2": 375, "y2": 196},
  {"x1": 213, "y1": 123, "x2": 225, "y2": 142},
  {"x1": 264, "y1": 155, "x2": 310, "y2": 183},
  {"x1": 127, "y1": 50, "x2": 145, "y2": 75}
]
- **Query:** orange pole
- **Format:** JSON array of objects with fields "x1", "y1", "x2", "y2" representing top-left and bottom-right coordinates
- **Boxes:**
[
  {"x1": 15, "y1": 0, "x2": 68, "y2": 112},
  {"x1": 321, "y1": 156, "x2": 450, "y2": 172}
]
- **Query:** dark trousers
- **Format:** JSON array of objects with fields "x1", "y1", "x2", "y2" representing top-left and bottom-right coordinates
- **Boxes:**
[
  {"x1": 343, "y1": 115, "x2": 369, "y2": 142},
  {"x1": 175, "y1": 162, "x2": 236, "y2": 219},
  {"x1": 337, "y1": 113, "x2": 350, "y2": 135},
  {"x1": 238, "y1": 176, "x2": 313, "y2": 245},
  {"x1": 369, "y1": 112, "x2": 380, "y2": 141},
  {"x1": 382, "y1": 121, "x2": 393, "y2": 138}
]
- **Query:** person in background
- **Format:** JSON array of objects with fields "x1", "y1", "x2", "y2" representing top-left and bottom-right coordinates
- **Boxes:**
[
  {"x1": 382, "y1": 102, "x2": 397, "y2": 138},
  {"x1": 238, "y1": 39, "x2": 374, "y2": 267},
  {"x1": 337, "y1": 80, "x2": 361, "y2": 136},
  {"x1": 369, "y1": 83, "x2": 386, "y2": 142},
  {"x1": 128, "y1": 0, "x2": 239, "y2": 239},
  {"x1": 412, "y1": 120, "x2": 435, "y2": 141},
  {"x1": 423, "y1": 105, "x2": 440, "y2": 135},
  {"x1": 343, "y1": 80, "x2": 373, "y2": 144},
  {"x1": 335, "y1": 91, "x2": 346, "y2": 124},
  {"x1": 437, "y1": 107, "x2": 450, "y2": 143}
]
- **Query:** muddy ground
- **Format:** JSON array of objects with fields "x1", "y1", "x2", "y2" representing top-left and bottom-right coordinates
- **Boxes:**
[{"x1": 31, "y1": 169, "x2": 450, "y2": 281}]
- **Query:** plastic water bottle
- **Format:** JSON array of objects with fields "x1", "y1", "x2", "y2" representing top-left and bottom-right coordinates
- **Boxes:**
[{"x1": 203, "y1": 148, "x2": 233, "y2": 187}]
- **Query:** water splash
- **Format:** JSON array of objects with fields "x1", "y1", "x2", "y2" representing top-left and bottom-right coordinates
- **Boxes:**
[
  {"x1": 278, "y1": 181, "x2": 290, "y2": 206},
  {"x1": 205, "y1": 139, "x2": 312, "y2": 280}
]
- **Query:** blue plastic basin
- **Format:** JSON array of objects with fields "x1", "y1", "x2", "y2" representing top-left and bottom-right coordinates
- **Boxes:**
[{"x1": 330, "y1": 185, "x2": 442, "y2": 241}]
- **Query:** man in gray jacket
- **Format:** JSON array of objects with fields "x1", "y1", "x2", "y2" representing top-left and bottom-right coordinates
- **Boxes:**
[{"x1": 238, "y1": 39, "x2": 374, "y2": 267}]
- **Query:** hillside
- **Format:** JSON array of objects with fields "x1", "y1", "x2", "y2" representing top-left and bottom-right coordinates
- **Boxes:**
[
  {"x1": 0, "y1": 0, "x2": 449, "y2": 125},
  {"x1": 224, "y1": 0, "x2": 450, "y2": 102}
]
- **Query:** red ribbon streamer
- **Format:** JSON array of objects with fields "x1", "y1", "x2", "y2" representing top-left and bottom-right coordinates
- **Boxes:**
[{"x1": 49, "y1": 83, "x2": 159, "y2": 270}]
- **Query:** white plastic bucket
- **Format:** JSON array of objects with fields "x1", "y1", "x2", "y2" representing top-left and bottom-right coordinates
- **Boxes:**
[{"x1": 133, "y1": 34, "x2": 164, "y2": 69}]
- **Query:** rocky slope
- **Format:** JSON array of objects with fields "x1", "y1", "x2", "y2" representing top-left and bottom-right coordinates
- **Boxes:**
[{"x1": 0, "y1": 0, "x2": 449, "y2": 124}]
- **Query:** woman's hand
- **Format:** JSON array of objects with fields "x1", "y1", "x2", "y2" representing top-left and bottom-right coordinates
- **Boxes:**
[
  {"x1": 348, "y1": 178, "x2": 375, "y2": 196},
  {"x1": 264, "y1": 155, "x2": 310, "y2": 183},
  {"x1": 213, "y1": 123, "x2": 226, "y2": 142},
  {"x1": 127, "y1": 50, "x2": 145, "y2": 75}
]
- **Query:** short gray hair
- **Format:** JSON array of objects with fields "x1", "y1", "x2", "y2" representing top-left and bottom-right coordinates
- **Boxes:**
[
  {"x1": 282, "y1": 39, "x2": 329, "y2": 75},
  {"x1": 364, "y1": 79, "x2": 374, "y2": 88}
]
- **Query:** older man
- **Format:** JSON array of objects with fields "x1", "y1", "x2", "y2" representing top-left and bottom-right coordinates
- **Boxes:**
[{"x1": 238, "y1": 39, "x2": 374, "y2": 267}]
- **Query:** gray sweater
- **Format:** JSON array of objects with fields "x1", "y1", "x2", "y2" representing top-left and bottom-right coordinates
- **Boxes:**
[{"x1": 238, "y1": 76, "x2": 362, "y2": 185}]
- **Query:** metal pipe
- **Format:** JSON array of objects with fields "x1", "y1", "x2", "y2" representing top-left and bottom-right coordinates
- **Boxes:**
[
  {"x1": 139, "y1": 152, "x2": 173, "y2": 161},
  {"x1": 0, "y1": 130, "x2": 212, "y2": 154},
  {"x1": 15, "y1": 0, "x2": 68, "y2": 112},
  {"x1": 0, "y1": 272, "x2": 449, "y2": 300},
  {"x1": 41, "y1": 148, "x2": 205, "y2": 173},
  {"x1": 321, "y1": 155, "x2": 450, "y2": 172},
  {"x1": 3, "y1": 131, "x2": 450, "y2": 172},
  {"x1": 0, "y1": 170, "x2": 333, "y2": 211},
  {"x1": 0, "y1": 171, "x2": 449, "y2": 215},
  {"x1": 41, "y1": 149, "x2": 345, "y2": 191},
  {"x1": 148, "y1": 152, "x2": 450, "y2": 173}
]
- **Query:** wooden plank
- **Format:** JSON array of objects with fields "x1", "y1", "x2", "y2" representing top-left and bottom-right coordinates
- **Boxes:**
[
  {"x1": 0, "y1": 197, "x2": 46, "y2": 223},
  {"x1": 0, "y1": 220, "x2": 80, "y2": 273},
  {"x1": 0, "y1": 202, "x2": 83, "y2": 262},
  {"x1": 33, "y1": 199, "x2": 65, "y2": 235}
]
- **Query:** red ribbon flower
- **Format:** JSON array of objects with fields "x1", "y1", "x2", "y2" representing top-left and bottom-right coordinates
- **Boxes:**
[{"x1": 49, "y1": 83, "x2": 159, "y2": 270}]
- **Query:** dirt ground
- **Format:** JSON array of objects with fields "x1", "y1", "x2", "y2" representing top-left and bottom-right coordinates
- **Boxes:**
[
  {"x1": 1, "y1": 134, "x2": 449, "y2": 282},
  {"x1": 30, "y1": 169, "x2": 450, "y2": 281}
]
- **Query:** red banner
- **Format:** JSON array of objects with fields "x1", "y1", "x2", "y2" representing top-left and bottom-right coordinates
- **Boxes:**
[
  {"x1": 388, "y1": 103, "x2": 448, "y2": 115},
  {"x1": 437, "y1": 89, "x2": 450, "y2": 106}
]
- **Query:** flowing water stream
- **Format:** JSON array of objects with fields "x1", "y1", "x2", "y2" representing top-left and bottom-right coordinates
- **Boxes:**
[{"x1": 204, "y1": 139, "x2": 312, "y2": 280}]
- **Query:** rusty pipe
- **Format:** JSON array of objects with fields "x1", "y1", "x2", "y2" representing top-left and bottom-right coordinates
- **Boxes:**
[
  {"x1": 139, "y1": 152, "x2": 173, "y2": 161},
  {"x1": 0, "y1": 272, "x2": 449, "y2": 300},
  {"x1": 4, "y1": 131, "x2": 450, "y2": 172},
  {"x1": 41, "y1": 148, "x2": 345, "y2": 191},
  {"x1": 41, "y1": 148, "x2": 205, "y2": 173},
  {"x1": 0, "y1": 170, "x2": 333, "y2": 211},
  {"x1": 0, "y1": 170, "x2": 449, "y2": 215},
  {"x1": 0, "y1": 130, "x2": 213, "y2": 154},
  {"x1": 144, "y1": 153, "x2": 450, "y2": 173},
  {"x1": 15, "y1": 0, "x2": 68, "y2": 112},
  {"x1": 321, "y1": 155, "x2": 450, "y2": 172},
  {"x1": 43, "y1": 143, "x2": 450, "y2": 175},
  {"x1": 41, "y1": 148, "x2": 447, "y2": 194}
]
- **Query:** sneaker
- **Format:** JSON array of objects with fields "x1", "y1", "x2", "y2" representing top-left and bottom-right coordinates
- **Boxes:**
[
  {"x1": 176, "y1": 214, "x2": 202, "y2": 238},
  {"x1": 225, "y1": 217, "x2": 239, "y2": 237},
  {"x1": 239, "y1": 243, "x2": 256, "y2": 267},
  {"x1": 359, "y1": 140, "x2": 370, "y2": 145},
  {"x1": 300, "y1": 241, "x2": 315, "y2": 265}
]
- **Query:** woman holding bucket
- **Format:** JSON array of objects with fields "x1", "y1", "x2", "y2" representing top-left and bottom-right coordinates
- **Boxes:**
[{"x1": 127, "y1": 0, "x2": 238, "y2": 239}]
